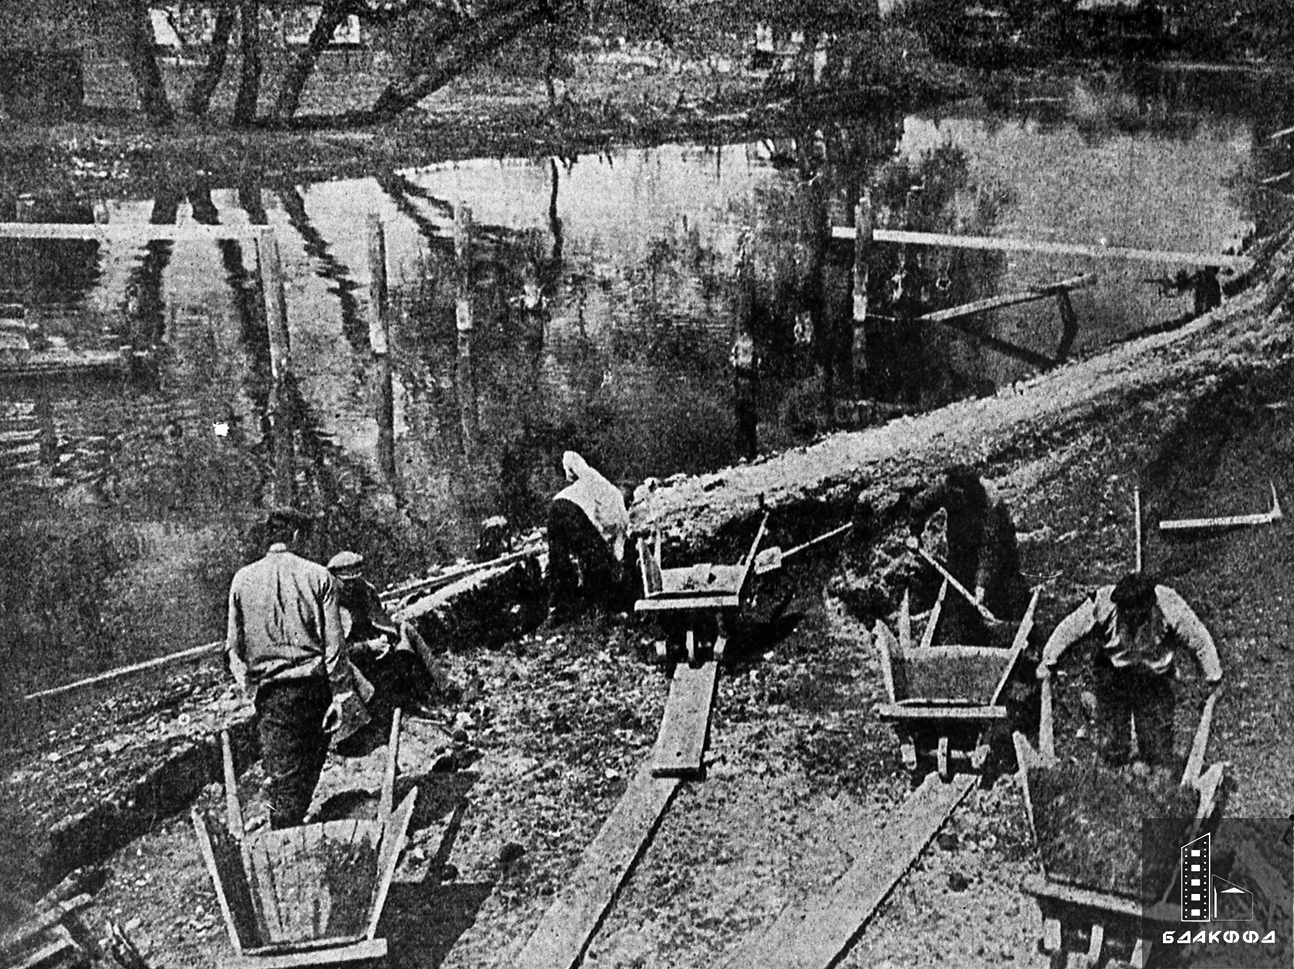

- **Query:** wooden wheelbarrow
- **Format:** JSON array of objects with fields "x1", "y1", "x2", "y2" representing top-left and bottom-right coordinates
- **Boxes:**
[
  {"x1": 193, "y1": 712, "x2": 418, "y2": 969},
  {"x1": 634, "y1": 512, "x2": 768, "y2": 663},
  {"x1": 873, "y1": 582, "x2": 1039, "y2": 780},
  {"x1": 1014, "y1": 688, "x2": 1226, "y2": 969}
]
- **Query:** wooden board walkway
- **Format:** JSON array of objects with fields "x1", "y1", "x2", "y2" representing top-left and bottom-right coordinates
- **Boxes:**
[
  {"x1": 652, "y1": 660, "x2": 720, "y2": 778},
  {"x1": 829, "y1": 226, "x2": 1254, "y2": 271},
  {"x1": 512, "y1": 762, "x2": 681, "y2": 969},
  {"x1": 719, "y1": 772, "x2": 976, "y2": 969}
]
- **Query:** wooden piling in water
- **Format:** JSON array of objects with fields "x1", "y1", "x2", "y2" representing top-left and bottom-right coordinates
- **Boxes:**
[
  {"x1": 367, "y1": 215, "x2": 390, "y2": 356},
  {"x1": 257, "y1": 228, "x2": 290, "y2": 381},
  {"x1": 851, "y1": 196, "x2": 872, "y2": 391},
  {"x1": 455, "y1": 202, "x2": 474, "y2": 334},
  {"x1": 257, "y1": 227, "x2": 294, "y2": 507}
]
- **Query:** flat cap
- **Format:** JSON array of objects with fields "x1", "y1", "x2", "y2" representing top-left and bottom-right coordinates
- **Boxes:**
[{"x1": 327, "y1": 550, "x2": 365, "y2": 579}]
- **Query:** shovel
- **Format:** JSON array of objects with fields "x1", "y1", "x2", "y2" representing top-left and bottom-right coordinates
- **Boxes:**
[
  {"x1": 904, "y1": 535, "x2": 1001, "y2": 627},
  {"x1": 754, "y1": 522, "x2": 853, "y2": 576}
]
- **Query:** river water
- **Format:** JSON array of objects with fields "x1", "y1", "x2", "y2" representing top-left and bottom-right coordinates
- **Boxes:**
[{"x1": 3, "y1": 65, "x2": 1291, "y2": 697}]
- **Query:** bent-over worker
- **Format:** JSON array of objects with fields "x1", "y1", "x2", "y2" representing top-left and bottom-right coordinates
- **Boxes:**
[
  {"x1": 327, "y1": 550, "x2": 448, "y2": 716},
  {"x1": 910, "y1": 464, "x2": 1030, "y2": 641},
  {"x1": 546, "y1": 450, "x2": 631, "y2": 620},
  {"x1": 1037, "y1": 571, "x2": 1223, "y2": 768},
  {"x1": 226, "y1": 509, "x2": 365, "y2": 828}
]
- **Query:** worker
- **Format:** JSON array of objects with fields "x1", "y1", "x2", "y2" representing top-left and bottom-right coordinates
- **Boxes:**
[
  {"x1": 546, "y1": 450, "x2": 631, "y2": 620},
  {"x1": 326, "y1": 550, "x2": 448, "y2": 718},
  {"x1": 226, "y1": 509, "x2": 368, "y2": 829},
  {"x1": 909, "y1": 464, "x2": 1030, "y2": 640},
  {"x1": 731, "y1": 328, "x2": 760, "y2": 461},
  {"x1": 1193, "y1": 266, "x2": 1222, "y2": 317},
  {"x1": 1036, "y1": 571, "x2": 1223, "y2": 767}
]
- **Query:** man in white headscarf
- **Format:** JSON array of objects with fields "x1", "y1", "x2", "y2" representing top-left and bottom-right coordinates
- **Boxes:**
[{"x1": 546, "y1": 451, "x2": 631, "y2": 620}]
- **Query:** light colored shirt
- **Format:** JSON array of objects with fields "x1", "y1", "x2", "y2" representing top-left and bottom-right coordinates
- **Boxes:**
[
  {"x1": 226, "y1": 544, "x2": 353, "y2": 696},
  {"x1": 555, "y1": 451, "x2": 629, "y2": 563},
  {"x1": 1041, "y1": 584, "x2": 1222, "y2": 681}
]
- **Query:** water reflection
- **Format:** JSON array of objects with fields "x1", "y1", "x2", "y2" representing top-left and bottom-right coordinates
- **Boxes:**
[{"x1": 2, "y1": 66, "x2": 1287, "y2": 698}]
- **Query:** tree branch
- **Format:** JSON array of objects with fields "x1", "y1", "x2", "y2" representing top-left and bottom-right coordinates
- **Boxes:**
[{"x1": 365, "y1": 0, "x2": 578, "y2": 121}]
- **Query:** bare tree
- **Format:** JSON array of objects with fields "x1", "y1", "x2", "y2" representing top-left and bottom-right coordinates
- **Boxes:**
[
  {"x1": 367, "y1": 0, "x2": 576, "y2": 120},
  {"x1": 122, "y1": 0, "x2": 175, "y2": 125},
  {"x1": 185, "y1": 0, "x2": 237, "y2": 117},
  {"x1": 272, "y1": 0, "x2": 354, "y2": 119},
  {"x1": 233, "y1": 0, "x2": 262, "y2": 125}
]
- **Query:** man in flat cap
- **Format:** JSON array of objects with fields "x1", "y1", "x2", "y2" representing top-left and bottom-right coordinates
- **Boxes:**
[
  {"x1": 328, "y1": 550, "x2": 447, "y2": 717},
  {"x1": 226, "y1": 508, "x2": 368, "y2": 828}
]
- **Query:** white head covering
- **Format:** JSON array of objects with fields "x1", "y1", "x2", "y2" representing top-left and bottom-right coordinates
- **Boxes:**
[{"x1": 555, "y1": 450, "x2": 629, "y2": 562}]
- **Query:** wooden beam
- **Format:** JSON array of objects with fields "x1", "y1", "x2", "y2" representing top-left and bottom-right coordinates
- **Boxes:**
[
  {"x1": 1022, "y1": 874, "x2": 1180, "y2": 924},
  {"x1": 877, "y1": 704, "x2": 1009, "y2": 721},
  {"x1": 0, "y1": 222, "x2": 260, "y2": 241},
  {"x1": 0, "y1": 895, "x2": 92, "y2": 961},
  {"x1": 917, "y1": 274, "x2": 1096, "y2": 324},
  {"x1": 1158, "y1": 482, "x2": 1283, "y2": 531},
  {"x1": 652, "y1": 660, "x2": 720, "y2": 778},
  {"x1": 220, "y1": 938, "x2": 387, "y2": 969},
  {"x1": 512, "y1": 762, "x2": 680, "y2": 969},
  {"x1": 23, "y1": 640, "x2": 222, "y2": 702},
  {"x1": 379, "y1": 548, "x2": 541, "y2": 604},
  {"x1": 720, "y1": 773, "x2": 975, "y2": 969},
  {"x1": 829, "y1": 226, "x2": 1253, "y2": 271},
  {"x1": 635, "y1": 594, "x2": 742, "y2": 612}
]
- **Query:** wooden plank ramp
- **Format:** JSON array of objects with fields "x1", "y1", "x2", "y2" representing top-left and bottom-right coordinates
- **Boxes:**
[
  {"x1": 651, "y1": 660, "x2": 720, "y2": 778},
  {"x1": 512, "y1": 761, "x2": 680, "y2": 969},
  {"x1": 720, "y1": 772, "x2": 976, "y2": 969}
]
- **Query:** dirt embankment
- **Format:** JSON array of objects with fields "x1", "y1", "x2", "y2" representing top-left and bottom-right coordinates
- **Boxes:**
[{"x1": 5, "y1": 226, "x2": 1294, "y2": 965}]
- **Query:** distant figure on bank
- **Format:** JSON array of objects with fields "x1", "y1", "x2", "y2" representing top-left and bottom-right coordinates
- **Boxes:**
[
  {"x1": 546, "y1": 451, "x2": 631, "y2": 620},
  {"x1": 326, "y1": 550, "x2": 446, "y2": 717},
  {"x1": 226, "y1": 509, "x2": 368, "y2": 829},
  {"x1": 1194, "y1": 266, "x2": 1222, "y2": 317},
  {"x1": 1037, "y1": 572, "x2": 1223, "y2": 767},
  {"x1": 731, "y1": 329, "x2": 760, "y2": 461},
  {"x1": 910, "y1": 464, "x2": 1030, "y2": 638}
]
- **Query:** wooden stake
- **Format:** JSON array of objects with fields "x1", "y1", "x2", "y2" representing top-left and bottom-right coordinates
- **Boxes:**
[
  {"x1": 257, "y1": 228, "x2": 290, "y2": 381},
  {"x1": 851, "y1": 195, "x2": 872, "y2": 389},
  {"x1": 454, "y1": 202, "x2": 474, "y2": 333},
  {"x1": 369, "y1": 216, "x2": 397, "y2": 486},
  {"x1": 366, "y1": 215, "x2": 390, "y2": 356},
  {"x1": 1134, "y1": 488, "x2": 1143, "y2": 573},
  {"x1": 258, "y1": 227, "x2": 293, "y2": 507}
]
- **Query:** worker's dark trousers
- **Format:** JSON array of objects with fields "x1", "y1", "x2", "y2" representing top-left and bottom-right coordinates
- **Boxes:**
[
  {"x1": 1092, "y1": 663, "x2": 1175, "y2": 766},
  {"x1": 546, "y1": 497, "x2": 621, "y2": 614},
  {"x1": 256, "y1": 677, "x2": 331, "y2": 829}
]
